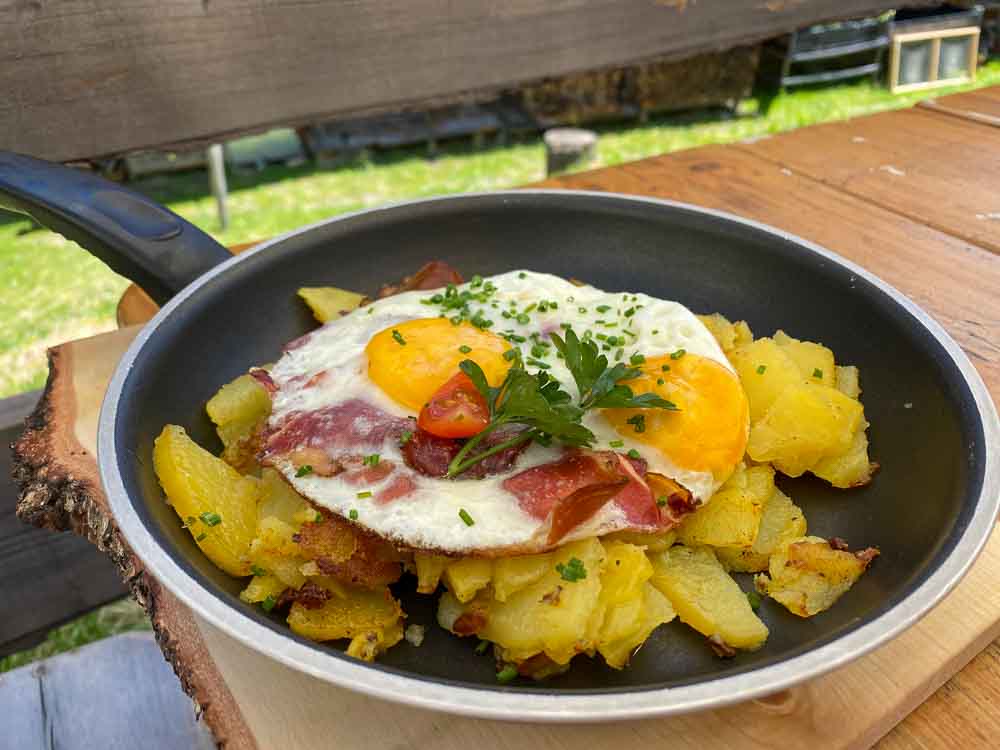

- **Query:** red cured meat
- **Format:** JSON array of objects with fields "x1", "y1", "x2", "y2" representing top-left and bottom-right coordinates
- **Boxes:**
[
  {"x1": 401, "y1": 426, "x2": 530, "y2": 479},
  {"x1": 262, "y1": 399, "x2": 411, "y2": 458}
]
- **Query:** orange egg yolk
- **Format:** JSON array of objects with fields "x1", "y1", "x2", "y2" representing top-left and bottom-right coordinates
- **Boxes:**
[
  {"x1": 366, "y1": 319, "x2": 511, "y2": 412},
  {"x1": 604, "y1": 353, "x2": 749, "y2": 481}
]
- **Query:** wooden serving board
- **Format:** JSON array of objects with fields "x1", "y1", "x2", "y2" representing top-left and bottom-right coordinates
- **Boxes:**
[{"x1": 14, "y1": 90, "x2": 1000, "y2": 748}]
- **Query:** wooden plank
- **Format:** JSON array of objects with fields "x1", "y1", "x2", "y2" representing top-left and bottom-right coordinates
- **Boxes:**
[
  {"x1": 732, "y1": 107, "x2": 1000, "y2": 254},
  {"x1": 1, "y1": 397, "x2": 125, "y2": 656},
  {"x1": 0, "y1": 0, "x2": 935, "y2": 162},
  {"x1": 919, "y1": 87, "x2": 1000, "y2": 128},
  {"x1": 0, "y1": 633, "x2": 215, "y2": 750},
  {"x1": 537, "y1": 146, "x2": 1000, "y2": 397}
]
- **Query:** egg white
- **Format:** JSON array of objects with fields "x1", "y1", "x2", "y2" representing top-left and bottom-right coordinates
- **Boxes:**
[{"x1": 267, "y1": 270, "x2": 732, "y2": 553}]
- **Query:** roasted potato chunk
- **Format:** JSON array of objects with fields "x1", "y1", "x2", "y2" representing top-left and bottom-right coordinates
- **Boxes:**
[
  {"x1": 601, "y1": 530, "x2": 676, "y2": 553},
  {"x1": 729, "y1": 338, "x2": 804, "y2": 423},
  {"x1": 755, "y1": 536, "x2": 878, "y2": 617},
  {"x1": 492, "y1": 553, "x2": 552, "y2": 601},
  {"x1": 287, "y1": 586, "x2": 403, "y2": 643},
  {"x1": 205, "y1": 373, "x2": 271, "y2": 471},
  {"x1": 298, "y1": 286, "x2": 367, "y2": 323},
  {"x1": 153, "y1": 425, "x2": 259, "y2": 576},
  {"x1": 773, "y1": 330, "x2": 835, "y2": 385},
  {"x1": 698, "y1": 313, "x2": 753, "y2": 354},
  {"x1": 650, "y1": 545, "x2": 768, "y2": 651},
  {"x1": 443, "y1": 557, "x2": 494, "y2": 604},
  {"x1": 715, "y1": 488, "x2": 807, "y2": 573},
  {"x1": 676, "y1": 465, "x2": 774, "y2": 548},
  {"x1": 747, "y1": 383, "x2": 864, "y2": 477},
  {"x1": 414, "y1": 552, "x2": 451, "y2": 594}
]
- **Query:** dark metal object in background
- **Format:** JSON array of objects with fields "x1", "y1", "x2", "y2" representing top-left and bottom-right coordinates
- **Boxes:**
[{"x1": 544, "y1": 129, "x2": 597, "y2": 176}]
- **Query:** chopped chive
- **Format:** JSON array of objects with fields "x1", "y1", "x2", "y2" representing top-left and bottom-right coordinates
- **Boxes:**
[
  {"x1": 757, "y1": 365, "x2": 767, "y2": 375},
  {"x1": 261, "y1": 595, "x2": 277, "y2": 612},
  {"x1": 199, "y1": 511, "x2": 222, "y2": 527},
  {"x1": 503, "y1": 349, "x2": 518, "y2": 361},
  {"x1": 624, "y1": 307, "x2": 636, "y2": 317},
  {"x1": 459, "y1": 508, "x2": 475, "y2": 527},
  {"x1": 349, "y1": 509, "x2": 359, "y2": 520},
  {"x1": 363, "y1": 453, "x2": 381, "y2": 466},
  {"x1": 615, "y1": 347, "x2": 624, "y2": 360},
  {"x1": 656, "y1": 496, "x2": 667, "y2": 507},
  {"x1": 497, "y1": 665, "x2": 519, "y2": 684},
  {"x1": 196, "y1": 532, "x2": 207, "y2": 542},
  {"x1": 314, "y1": 511, "x2": 323, "y2": 522},
  {"x1": 182, "y1": 516, "x2": 197, "y2": 528},
  {"x1": 458, "y1": 345, "x2": 472, "y2": 354},
  {"x1": 399, "y1": 430, "x2": 414, "y2": 445},
  {"x1": 295, "y1": 465, "x2": 314, "y2": 477},
  {"x1": 627, "y1": 448, "x2": 641, "y2": 460},
  {"x1": 357, "y1": 490, "x2": 372, "y2": 499},
  {"x1": 813, "y1": 368, "x2": 823, "y2": 379},
  {"x1": 391, "y1": 329, "x2": 406, "y2": 346},
  {"x1": 652, "y1": 329, "x2": 659, "y2": 335},
  {"x1": 518, "y1": 272, "x2": 527, "y2": 279},
  {"x1": 515, "y1": 313, "x2": 530, "y2": 325},
  {"x1": 470, "y1": 274, "x2": 483, "y2": 287},
  {"x1": 596, "y1": 304, "x2": 611, "y2": 313},
  {"x1": 250, "y1": 564, "x2": 267, "y2": 577},
  {"x1": 578, "y1": 307, "x2": 587, "y2": 314},
  {"x1": 626, "y1": 414, "x2": 646, "y2": 433},
  {"x1": 746, "y1": 590, "x2": 762, "y2": 611},
  {"x1": 527, "y1": 358, "x2": 551, "y2": 369},
  {"x1": 475, "y1": 640, "x2": 490, "y2": 655},
  {"x1": 670, "y1": 349, "x2": 686, "y2": 360},
  {"x1": 609, "y1": 439, "x2": 625, "y2": 448},
  {"x1": 531, "y1": 344, "x2": 547, "y2": 358},
  {"x1": 657, "y1": 378, "x2": 665, "y2": 385},
  {"x1": 629, "y1": 352, "x2": 646, "y2": 365},
  {"x1": 661, "y1": 364, "x2": 671, "y2": 372}
]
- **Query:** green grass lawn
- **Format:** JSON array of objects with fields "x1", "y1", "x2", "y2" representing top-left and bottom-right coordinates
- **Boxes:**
[{"x1": 1, "y1": 67, "x2": 998, "y2": 670}]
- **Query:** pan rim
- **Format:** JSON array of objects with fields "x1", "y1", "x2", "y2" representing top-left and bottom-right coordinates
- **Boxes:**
[{"x1": 101, "y1": 189, "x2": 1000, "y2": 722}]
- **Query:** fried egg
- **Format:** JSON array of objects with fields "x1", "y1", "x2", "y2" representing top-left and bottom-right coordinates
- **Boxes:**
[{"x1": 264, "y1": 270, "x2": 748, "y2": 554}]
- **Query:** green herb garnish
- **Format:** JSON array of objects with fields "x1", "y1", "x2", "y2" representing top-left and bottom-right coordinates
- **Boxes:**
[
  {"x1": 475, "y1": 640, "x2": 490, "y2": 655},
  {"x1": 670, "y1": 349, "x2": 686, "y2": 360},
  {"x1": 813, "y1": 368, "x2": 823, "y2": 379},
  {"x1": 626, "y1": 448, "x2": 641, "y2": 460},
  {"x1": 757, "y1": 365, "x2": 767, "y2": 375},
  {"x1": 399, "y1": 431, "x2": 414, "y2": 445},
  {"x1": 555, "y1": 557, "x2": 587, "y2": 582},
  {"x1": 497, "y1": 665, "x2": 519, "y2": 684},
  {"x1": 392, "y1": 329, "x2": 406, "y2": 346},
  {"x1": 349, "y1": 509, "x2": 359, "y2": 520},
  {"x1": 656, "y1": 496, "x2": 668, "y2": 507},
  {"x1": 363, "y1": 453, "x2": 380, "y2": 466},
  {"x1": 458, "y1": 508, "x2": 475, "y2": 527},
  {"x1": 357, "y1": 490, "x2": 372, "y2": 499},
  {"x1": 296, "y1": 465, "x2": 314, "y2": 477},
  {"x1": 746, "y1": 590, "x2": 762, "y2": 611},
  {"x1": 250, "y1": 565, "x2": 267, "y2": 577},
  {"x1": 261, "y1": 595, "x2": 277, "y2": 612},
  {"x1": 626, "y1": 414, "x2": 645, "y2": 433},
  {"x1": 199, "y1": 511, "x2": 222, "y2": 527},
  {"x1": 196, "y1": 533, "x2": 207, "y2": 542},
  {"x1": 458, "y1": 345, "x2": 472, "y2": 354}
]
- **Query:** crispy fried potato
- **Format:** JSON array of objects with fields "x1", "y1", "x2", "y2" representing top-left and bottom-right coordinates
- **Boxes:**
[
  {"x1": 205, "y1": 374, "x2": 271, "y2": 472},
  {"x1": 414, "y1": 552, "x2": 451, "y2": 594},
  {"x1": 747, "y1": 383, "x2": 864, "y2": 477},
  {"x1": 240, "y1": 573, "x2": 286, "y2": 606},
  {"x1": 715, "y1": 487, "x2": 807, "y2": 573},
  {"x1": 676, "y1": 465, "x2": 774, "y2": 548},
  {"x1": 601, "y1": 530, "x2": 676, "y2": 553},
  {"x1": 287, "y1": 586, "x2": 404, "y2": 654},
  {"x1": 153, "y1": 425, "x2": 259, "y2": 576},
  {"x1": 650, "y1": 545, "x2": 768, "y2": 651},
  {"x1": 773, "y1": 330, "x2": 835, "y2": 385},
  {"x1": 755, "y1": 536, "x2": 878, "y2": 617},
  {"x1": 443, "y1": 557, "x2": 494, "y2": 604},
  {"x1": 698, "y1": 313, "x2": 753, "y2": 354},
  {"x1": 492, "y1": 553, "x2": 552, "y2": 601},
  {"x1": 298, "y1": 287, "x2": 367, "y2": 323},
  {"x1": 811, "y1": 427, "x2": 877, "y2": 488},
  {"x1": 729, "y1": 338, "x2": 805, "y2": 423}
]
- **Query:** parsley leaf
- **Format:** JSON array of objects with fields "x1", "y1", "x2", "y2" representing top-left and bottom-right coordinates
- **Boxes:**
[{"x1": 555, "y1": 557, "x2": 587, "y2": 582}]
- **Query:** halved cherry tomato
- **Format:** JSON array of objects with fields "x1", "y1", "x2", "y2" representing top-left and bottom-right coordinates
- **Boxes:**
[{"x1": 417, "y1": 372, "x2": 490, "y2": 438}]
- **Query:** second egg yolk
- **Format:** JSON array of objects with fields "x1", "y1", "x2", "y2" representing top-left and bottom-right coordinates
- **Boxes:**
[
  {"x1": 366, "y1": 319, "x2": 511, "y2": 412},
  {"x1": 604, "y1": 353, "x2": 749, "y2": 482}
]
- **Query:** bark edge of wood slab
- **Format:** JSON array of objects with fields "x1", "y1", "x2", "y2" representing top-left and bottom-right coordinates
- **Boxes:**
[{"x1": 11, "y1": 332, "x2": 256, "y2": 749}]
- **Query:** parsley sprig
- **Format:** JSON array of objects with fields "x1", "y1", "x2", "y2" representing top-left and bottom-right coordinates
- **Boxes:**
[{"x1": 445, "y1": 328, "x2": 679, "y2": 477}]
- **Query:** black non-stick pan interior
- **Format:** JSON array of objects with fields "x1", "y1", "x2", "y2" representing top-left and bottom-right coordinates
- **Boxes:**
[{"x1": 115, "y1": 192, "x2": 984, "y2": 692}]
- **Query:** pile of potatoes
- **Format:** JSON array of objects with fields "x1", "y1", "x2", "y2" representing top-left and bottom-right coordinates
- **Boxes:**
[{"x1": 150, "y1": 289, "x2": 878, "y2": 676}]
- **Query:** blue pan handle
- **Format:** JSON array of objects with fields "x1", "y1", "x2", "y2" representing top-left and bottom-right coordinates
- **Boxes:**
[{"x1": 0, "y1": 151, "x2": 232, "y2": 305}]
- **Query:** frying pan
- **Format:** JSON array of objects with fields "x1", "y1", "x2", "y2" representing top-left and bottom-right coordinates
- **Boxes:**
[{"x1": 1, "y1": 151, "x2": 997, "y2": 721}]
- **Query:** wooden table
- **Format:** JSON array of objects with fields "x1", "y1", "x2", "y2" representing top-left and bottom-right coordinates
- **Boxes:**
[{"x1": 9, "y1": 86, "x2": 1000, "y2": 749}]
